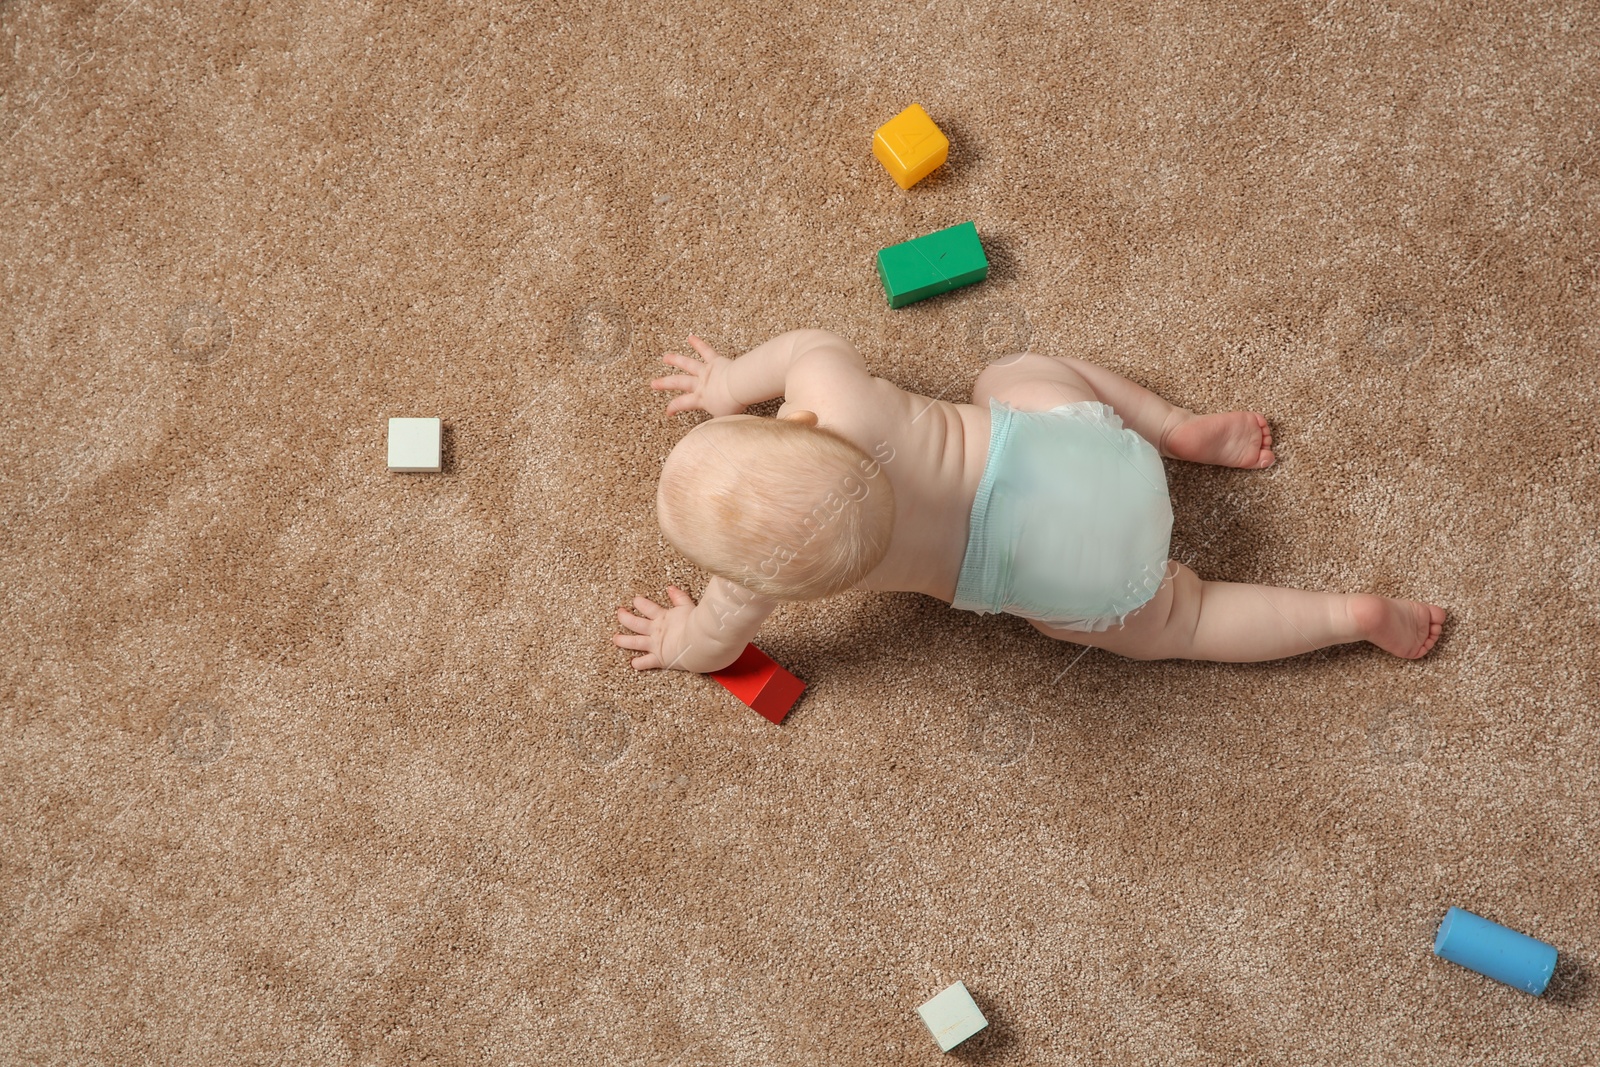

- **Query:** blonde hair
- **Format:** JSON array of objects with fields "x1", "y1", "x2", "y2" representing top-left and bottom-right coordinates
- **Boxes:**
[{"x1": 656, "y1": 417, "x2": 895, "y2": 600}]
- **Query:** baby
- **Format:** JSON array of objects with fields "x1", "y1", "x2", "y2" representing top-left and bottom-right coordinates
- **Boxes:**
[{"x1": 614, "y1": 329, "x2": 1445, "y2": 673}]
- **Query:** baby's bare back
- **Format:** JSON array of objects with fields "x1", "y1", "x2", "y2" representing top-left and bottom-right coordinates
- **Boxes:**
[{"x1": 780, "y1": 357, "x2": 990, "y2": 601}]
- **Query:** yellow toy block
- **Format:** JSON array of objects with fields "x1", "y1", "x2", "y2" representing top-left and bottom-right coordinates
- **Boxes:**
[{"x1": 872, "y1": 104, "x2": 949, "y2": 190}]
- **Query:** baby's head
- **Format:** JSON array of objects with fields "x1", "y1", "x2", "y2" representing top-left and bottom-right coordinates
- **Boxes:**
[{"x1": 656, "y1": 413, "x2": 895, "y2": 600}]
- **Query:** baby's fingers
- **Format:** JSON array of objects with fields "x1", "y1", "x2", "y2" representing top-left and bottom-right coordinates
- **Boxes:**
[
  {"x1": 612, "y1": 631, "x2": 651, "y2": 652},
  {"x1": 630, "y1": 595, "x2": 666, "y2": 619},
  {"x1": 661, "y1": 351, "x2": 707, "y2": 372},
  {"x1": 685, "y1": 335, "x2": 723, "y2": 361},
  {"x1": 613, "y1": 631, "x2": 663, "y2": 670},
  {"x1": 615, "y1": 605, "x2": 654, "y2": 632},
  {"x1": 651, "y1": 373, "x2": 700, "y2": 393}
]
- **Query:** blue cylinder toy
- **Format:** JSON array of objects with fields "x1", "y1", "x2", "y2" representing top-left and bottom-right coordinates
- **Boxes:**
[{"x1": 1433, "y1": 907, "x2": 1558, "y2": 995}]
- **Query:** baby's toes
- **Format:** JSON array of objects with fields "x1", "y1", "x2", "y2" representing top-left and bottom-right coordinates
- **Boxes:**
[{"x1": 1257, "y1": 418, "x2": 1276, "y2": 467}]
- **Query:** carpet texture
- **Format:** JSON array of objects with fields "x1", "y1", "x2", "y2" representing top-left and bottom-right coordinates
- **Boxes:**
[{"x1": 3, "y1": 1, "x2": 1597, "y2": 1063}]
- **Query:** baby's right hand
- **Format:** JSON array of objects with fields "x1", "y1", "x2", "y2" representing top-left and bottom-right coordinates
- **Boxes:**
[{"x1": 651, "y1": 335, "x2": 745, "y2": 418}]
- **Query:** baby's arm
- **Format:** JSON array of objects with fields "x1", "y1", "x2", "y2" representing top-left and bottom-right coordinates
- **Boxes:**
[
  {"x1": 654, "y1": 330, "x2": 864, "y2": 416},
  {"x1": 614, "y1": 576, "x2": 778, "y2": 673}
]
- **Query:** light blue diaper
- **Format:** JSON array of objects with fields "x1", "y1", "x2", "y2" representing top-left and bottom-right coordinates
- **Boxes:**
[{"x1": 952, "y1": 398, "x2": 1174, "y2": 632}]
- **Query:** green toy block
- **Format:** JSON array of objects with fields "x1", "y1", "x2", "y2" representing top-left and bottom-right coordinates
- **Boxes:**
[{"x1": 876, "y1": 221, "x2": 988, "y2": 308}]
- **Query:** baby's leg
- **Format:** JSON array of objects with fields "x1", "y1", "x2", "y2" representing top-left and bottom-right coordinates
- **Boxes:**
[
  {"x1": 1032, "y1": 563, "x2": 1445, "y2": 662},
  {"x1": 1054, "y1": 356, "x2": 1275, "y2": 470}
]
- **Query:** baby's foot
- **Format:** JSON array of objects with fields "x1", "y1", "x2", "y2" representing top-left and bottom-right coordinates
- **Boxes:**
[
  {"x1": 1161, "y1": 411, "x2": 1276, "y2": 469},
  {"x1": 1349, "y1": 595, "x2": 1446, "y2": 659}
]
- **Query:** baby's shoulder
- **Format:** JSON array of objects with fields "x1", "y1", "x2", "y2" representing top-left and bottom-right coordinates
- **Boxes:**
[
  {"x1": 786, "y1": 355, "x2": 904, "y2": 427},
  {"x1": 785, "y1": 342, "x2": 877, "y2": 396},
  {"x1": 782, "y1": 344, "x2": 967, "y2": 469}
]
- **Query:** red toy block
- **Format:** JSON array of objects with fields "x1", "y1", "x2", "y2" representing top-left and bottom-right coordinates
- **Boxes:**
[{"x1": 710, "y1": 644, "x2": 806, "y2": 724}]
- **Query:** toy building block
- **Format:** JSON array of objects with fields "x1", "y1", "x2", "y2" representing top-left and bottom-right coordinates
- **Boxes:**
[
  {"x1": 709, "y1": 644, "x2": 805, "y2": 724},
  {"x1": 387, "y1": 417, "x2": 442, "y2": 472},
  {"x1": 917, "y1": 980, "x2": 988, "y2": 1052},
  {"x1": 1434, "y1": 907, "x2": 1559, "y2": 995},
  {"x1": 873, "y1": 103, "x2": 949, "y2": 190},
  {"x1": 876, "y1": 221, "x2": 988, "y2": 309}
]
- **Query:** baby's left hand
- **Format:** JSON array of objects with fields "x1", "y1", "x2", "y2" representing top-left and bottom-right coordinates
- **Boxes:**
[
  {"x1": 651, "y1": 335, "x2": 745, "y2": 418},
  {"x1": 614, "y1": 585, "x2": 701, "y2": 671}
]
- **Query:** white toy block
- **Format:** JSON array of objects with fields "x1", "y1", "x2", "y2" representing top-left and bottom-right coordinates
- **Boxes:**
[
  {"x1": 387, "y1": 417, "x2": 441, "y2": 472},
  {"x1": 916, "y1": 980, "x2": 988, "y2": 1052}
]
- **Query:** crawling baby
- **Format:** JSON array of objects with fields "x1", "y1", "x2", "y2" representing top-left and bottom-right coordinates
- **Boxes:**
[{"x1": 614, "y1": 329, "x2": 1445, "y2": 673}]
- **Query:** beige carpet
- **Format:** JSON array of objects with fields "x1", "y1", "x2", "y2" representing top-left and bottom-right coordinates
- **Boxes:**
[{"x1": 3, "y1": 1, "x2": 1597, "y2": 1063}]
